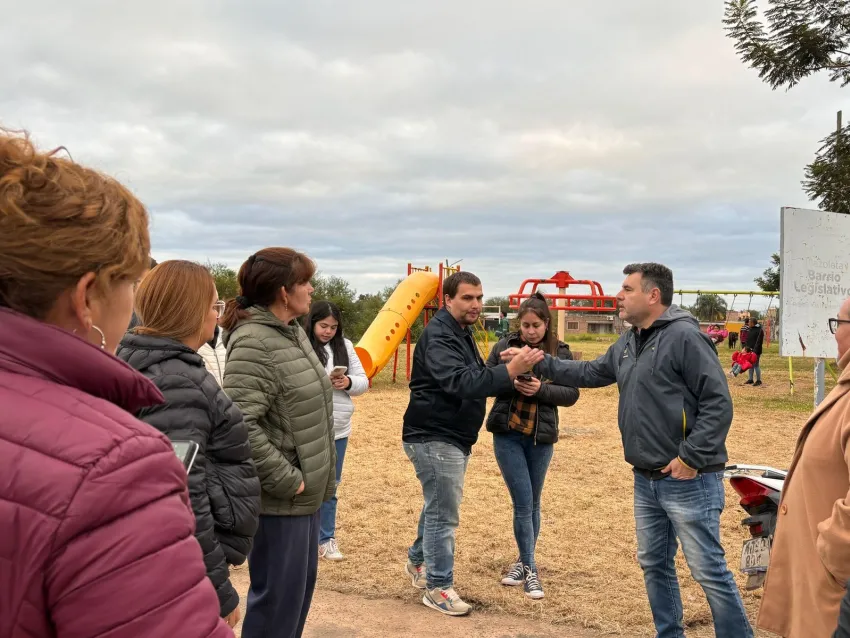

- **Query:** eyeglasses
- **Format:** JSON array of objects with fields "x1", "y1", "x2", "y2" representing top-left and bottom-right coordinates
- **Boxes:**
[
  {"x1": 828, "y1": 318, "x2": 850, "y2": 334},
  {"x1": 213, "y1": 300, "x2": 226, "y2": 318}
]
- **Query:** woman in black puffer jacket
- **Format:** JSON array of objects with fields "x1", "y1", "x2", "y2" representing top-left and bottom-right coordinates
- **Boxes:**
[
  {"x1": 117, "y1": 260, "x2": 260, "y2": 630},
  {"x1": 485, "y1": 292, "x2": 579, "y2": 601}
]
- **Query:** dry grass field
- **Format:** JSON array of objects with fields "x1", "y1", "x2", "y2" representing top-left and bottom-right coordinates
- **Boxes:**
[{"x1": 313, "y1": 336, "x2": 826, "y2": 636}]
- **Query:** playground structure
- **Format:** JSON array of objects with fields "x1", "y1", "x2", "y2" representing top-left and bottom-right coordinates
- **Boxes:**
[
  {"x1": 674, "y1": 289, "x2": 778, "y2": 347},
  {"x1": 354, "y1": 261, "x2": 492, "y2": 381},
  {"x1": 509, "y1": 271, "x2": 618, "y2": 341}
]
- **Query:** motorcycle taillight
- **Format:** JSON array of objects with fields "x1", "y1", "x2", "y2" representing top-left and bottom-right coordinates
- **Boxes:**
[{"x1": 730, "y1": 476, "x2": 773, "y2": 509}]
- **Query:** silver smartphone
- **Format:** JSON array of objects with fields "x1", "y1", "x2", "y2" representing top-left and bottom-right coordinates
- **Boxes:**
[
  {"x1": 330, "y1": 365, "x2": 347, "y2": 378},
  {"x1": 170, "y1": 440, "x2": 199, "y2": 473}
]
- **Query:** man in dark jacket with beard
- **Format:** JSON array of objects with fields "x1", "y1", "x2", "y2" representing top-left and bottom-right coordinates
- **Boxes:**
[
  {"x1": 402, "y1": 271, "x2": 543, "y2": 617},
  {"x1": 503, "y1": 263, "x2": 752, "y2": 638}
]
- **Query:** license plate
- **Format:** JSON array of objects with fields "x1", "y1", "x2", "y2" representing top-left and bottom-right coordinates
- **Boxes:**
[{"x1": 740, "y1": 536, "x2": 771, "y2": 573}]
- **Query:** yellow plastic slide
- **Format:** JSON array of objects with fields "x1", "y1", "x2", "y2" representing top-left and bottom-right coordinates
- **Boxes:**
[{"x1": 355, "y1": 271, "x2": 440, "y2": 378}]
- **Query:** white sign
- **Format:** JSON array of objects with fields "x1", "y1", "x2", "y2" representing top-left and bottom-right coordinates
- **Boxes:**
[{"x1": 780, "y1": 207, "x2": 850, "y2": 358}]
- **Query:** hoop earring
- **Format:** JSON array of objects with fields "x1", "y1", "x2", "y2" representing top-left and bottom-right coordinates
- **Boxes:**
[{"x1": 91, "y1": 325, "x2": 106, "y2": 350}]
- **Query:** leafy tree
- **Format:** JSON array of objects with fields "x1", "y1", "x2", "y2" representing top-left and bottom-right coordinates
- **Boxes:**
[
  {"x1": 755, "y1": 252, "x2": 781, "y2": 292},
  {"x1": 723, "y1": 0, "x2": 850, "y2": 90},
  {"x1": 484, "y1": 296, "x2": 511, "y2": 315},
  {"x1": 724, "y1": 0, "x2": 849, "y2": 212},
  {"x1": 310, "y1": 272, "x2": 359, "y2": 334},
  {"x1": 691, "y1": 294, "x2": 729, "y2": 321},
  {"x1": 206, "y1": 262, "x2": 239, "y2": 300},
  {"x1": 804, "y1": 122, "x2": 850, "y2": 213}
]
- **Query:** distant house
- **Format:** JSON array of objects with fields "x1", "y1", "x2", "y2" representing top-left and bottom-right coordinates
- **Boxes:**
[{"x1": 559, "y1": 312, "x2": 620, "y2": 335}]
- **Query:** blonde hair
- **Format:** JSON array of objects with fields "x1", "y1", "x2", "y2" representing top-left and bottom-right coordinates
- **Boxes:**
[
  {"x1": 0, "y1": 129, "x2": 150, "y2": 317},
  {"x1": 133, "y1": 260, "x2": 216, "y2": 343}
]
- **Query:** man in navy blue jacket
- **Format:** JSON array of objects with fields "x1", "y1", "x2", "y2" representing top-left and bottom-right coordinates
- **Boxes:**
[{"x1": 402, "y1": 271, "x2": 542, "y2": 617}]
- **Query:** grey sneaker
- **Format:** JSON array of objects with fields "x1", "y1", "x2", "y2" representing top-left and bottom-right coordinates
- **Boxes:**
[
  {"x1": 319, "y1": 538, "x2": 344, "y2": 561},
  {"x1": 523, "y1": 566, "x2": 544, "y2": 600},
  {"x1": 422, "y1": 586, "x2": 472, "y2": 616},
  {"x1": 501, "y1": 561, "x2": 524, "y2": 586},
  {"x1": 406, "y1": 560, "x2": 427, "y2": 589}
]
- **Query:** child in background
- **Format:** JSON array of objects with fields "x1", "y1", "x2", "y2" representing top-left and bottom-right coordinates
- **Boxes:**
[{"x1": 730, "y1": 347, "x2": 757, "y2": 377}]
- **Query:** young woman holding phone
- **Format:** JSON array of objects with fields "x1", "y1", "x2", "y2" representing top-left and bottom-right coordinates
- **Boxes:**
[
  {"x1": 304, "y1": 301, "x2": 369, "y2": 561},
  {"x1": 485, "y1": 293, "x2": 580, "y2": 600}
]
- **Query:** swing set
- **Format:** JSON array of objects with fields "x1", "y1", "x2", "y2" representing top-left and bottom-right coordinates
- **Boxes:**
[
  {"x1": 674, "y1": 289, "x2": 778, "y2": 345},
  {"x1": 674, "y1": 288, "x2": 800, "y2": 391}
]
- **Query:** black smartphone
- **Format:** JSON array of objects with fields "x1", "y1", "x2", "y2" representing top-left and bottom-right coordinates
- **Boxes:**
[
  {"x1": 170, "y1": 440, "x2": 199, "y2": 473},
  {"x1": 516, "y1": 373, "x2": 535, "y2": 382}
]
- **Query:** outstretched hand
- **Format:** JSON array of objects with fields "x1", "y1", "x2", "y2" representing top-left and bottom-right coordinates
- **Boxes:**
[
  {"x1": 501, "y1": 347, "x2": 521, "y2": 363},
  {"x1": 505, "y1": 346, "x2": 545, "y2": 378}
]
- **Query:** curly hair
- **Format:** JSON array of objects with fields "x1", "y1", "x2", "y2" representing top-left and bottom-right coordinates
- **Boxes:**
[{"x1": 0, "y1": 129, "x2": 150, "y2": 318}]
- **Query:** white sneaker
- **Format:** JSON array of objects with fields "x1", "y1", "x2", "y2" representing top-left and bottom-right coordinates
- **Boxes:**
[
  {"x1": 319, "y1": 538, "x2": 344, "y2": 561},
  {"x1": 501, "y1": 561, "x2": 524, "y2": 586},
  {"x1": 406, "y1": 560, "x2": 427, "y2": 589},
  {"x1": 422, "y1": 586, "x2": 472, "y2": 616}
]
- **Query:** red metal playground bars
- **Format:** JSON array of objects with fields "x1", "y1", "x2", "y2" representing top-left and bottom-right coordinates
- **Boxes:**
[{"x1": 508, "y1": 271, "x2": 618, "y2": 311}]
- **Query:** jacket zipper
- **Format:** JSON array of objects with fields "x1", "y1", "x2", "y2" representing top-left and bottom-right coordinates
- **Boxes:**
[{"x1": 629, "y1": 329, "x2": 669, "y2": 470}]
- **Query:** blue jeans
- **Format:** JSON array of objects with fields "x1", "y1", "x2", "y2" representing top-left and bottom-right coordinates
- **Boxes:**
[
  {"x1": 492, "y1": 431, "x2": 554, "y2": 570},
  {"x1": 319, "y1": 437, "x2": 348, "y2": 543},
  {"x1": 404, "y1": 441, "x2": 470, "y2": 589},
  {"x1": 747, "y1": 361, "x2": 762, "y2": 383},
  {"x1": 634, "y1": 472, "x2": 753, "y2": 638}
]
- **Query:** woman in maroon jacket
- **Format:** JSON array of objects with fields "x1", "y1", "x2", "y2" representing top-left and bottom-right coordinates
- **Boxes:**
[{"x1": 0, "y1": 130, "x2": 233, "y2": 637}]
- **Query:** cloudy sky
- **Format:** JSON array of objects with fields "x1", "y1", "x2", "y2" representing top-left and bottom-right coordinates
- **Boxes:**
[{"x1": 3, "y1": 1, "x2": 843, "y2": 308}]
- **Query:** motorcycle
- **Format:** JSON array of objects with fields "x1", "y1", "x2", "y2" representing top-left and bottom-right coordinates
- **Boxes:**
[{"x1": 723, "y1": 464, "x2": 786, "y2": 590}]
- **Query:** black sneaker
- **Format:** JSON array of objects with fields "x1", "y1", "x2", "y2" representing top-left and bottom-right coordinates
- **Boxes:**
[
  {"x1": 754, "y1": 381, "x2": 763, "y2": 386},
  {"x1": 501, "y1": 561, "x2": 524, "y2": 586},
  {"x1": 523, "y1": 566, "x2": 544, "y2": 600},
  {"x1": 744, "y1": 380, "x2": 754, "y2": 385}
]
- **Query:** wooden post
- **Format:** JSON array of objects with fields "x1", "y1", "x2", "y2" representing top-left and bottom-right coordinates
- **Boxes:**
[{"x1": 557, "y1": 287, "x2": 566, "y2": 341}]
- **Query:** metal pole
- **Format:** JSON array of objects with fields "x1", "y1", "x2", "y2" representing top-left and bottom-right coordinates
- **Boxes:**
[
  {"x1": 788, "y1": 357, "x2": 794, "y2": 395},
  {"x1": 557, "y1": 287, "x2": 566, "y2": 341},
  {"x1": 815, "y1": 358, "x2": 826, "y2": 407}
]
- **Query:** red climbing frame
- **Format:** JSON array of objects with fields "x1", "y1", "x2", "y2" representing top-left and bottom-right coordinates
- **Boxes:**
[{"x1": 508, "y1": 271, "x2": 618, "y2": 311}]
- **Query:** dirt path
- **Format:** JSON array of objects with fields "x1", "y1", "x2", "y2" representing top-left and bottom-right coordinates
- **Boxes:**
[
  {"x1": 231, "y1": 568, "x2": 603, "y2": 637},
  {"x1": 230, "y1": 568, "x2": 774, "y2": 637},
  {"x1": 300, "y1": 588, "x2": 602, "y2": 638}
]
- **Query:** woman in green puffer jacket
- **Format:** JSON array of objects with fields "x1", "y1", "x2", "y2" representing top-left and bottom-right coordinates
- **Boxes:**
[{"x1": 220, "y1": 247, "x2": 335, "y2": 638}]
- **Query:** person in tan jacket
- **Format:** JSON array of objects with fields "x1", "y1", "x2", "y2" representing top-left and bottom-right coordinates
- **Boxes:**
[{"x1": 758, "y1": 296, "x2": 850, "y2": 637}]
